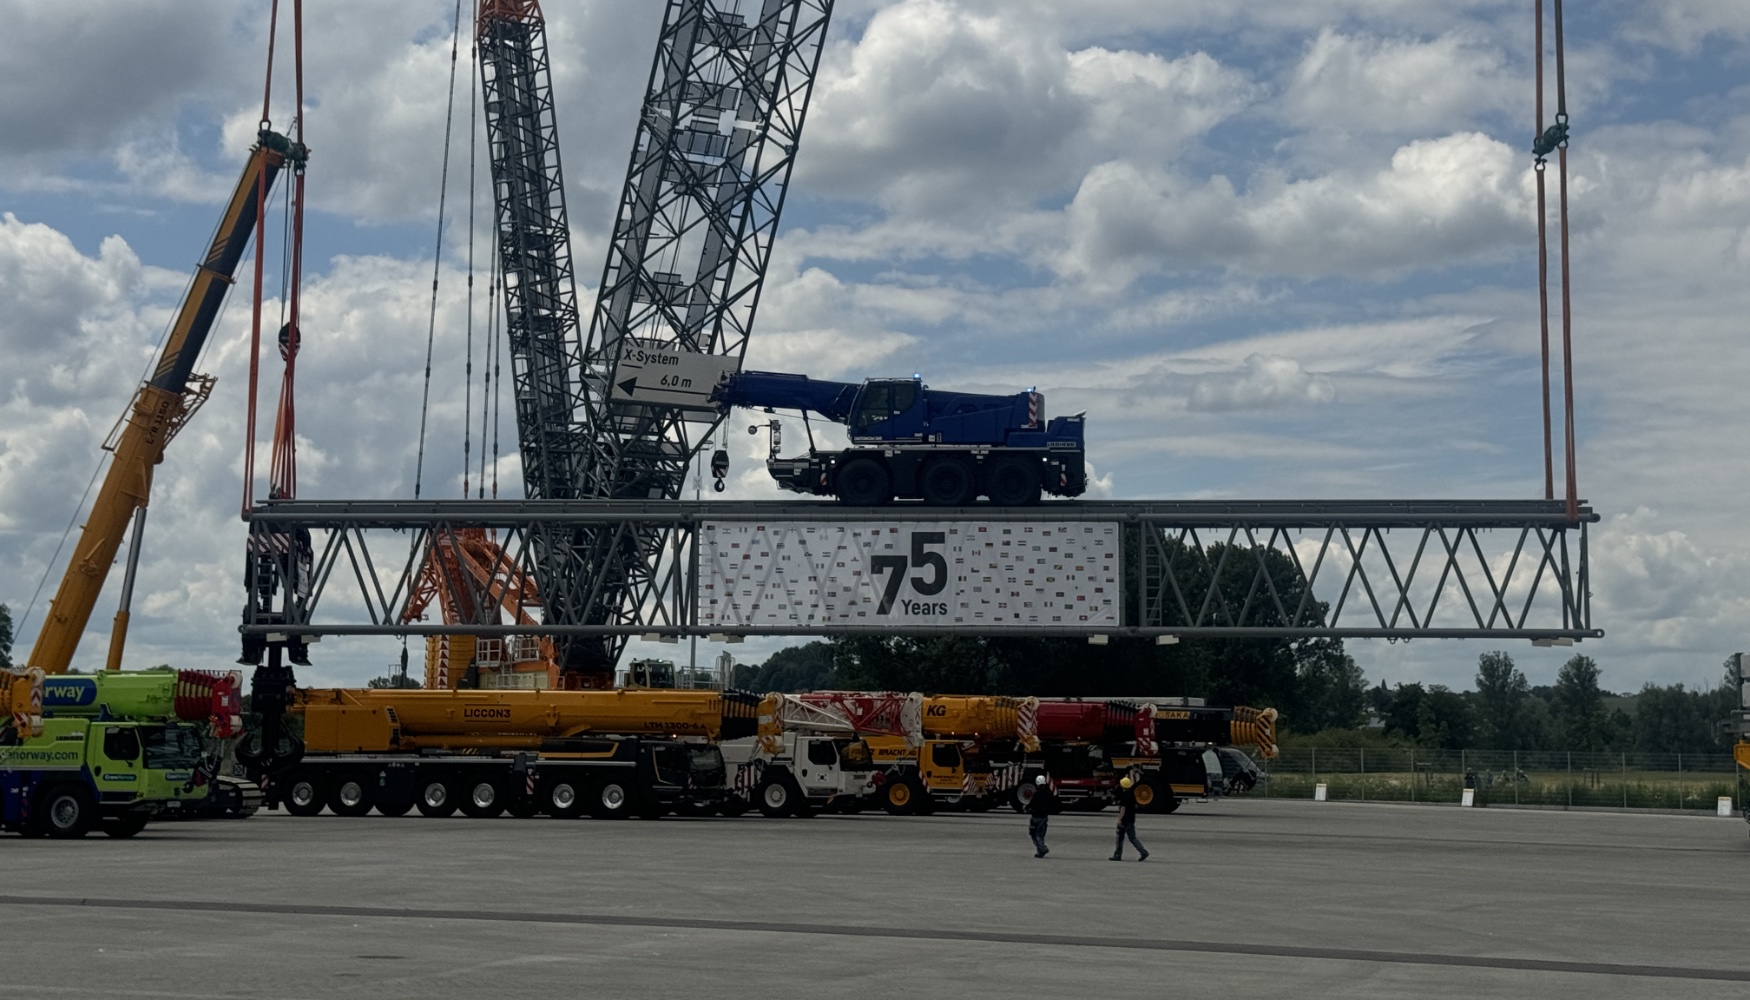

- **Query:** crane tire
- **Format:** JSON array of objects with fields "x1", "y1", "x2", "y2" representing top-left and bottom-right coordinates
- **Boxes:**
[
  {"x1": 985, "y1": 455, "x2": 1042, "y2": 506},
  {"x1": 835, "y1": 458, "x2": 891, "y2": 506},
  {"x1": 459, "y1": 778, "x2": 506, "y2": 818},
  {"x1": 42, "y1": 784, "x2": 96, "y2": 839},
  {"x1": 545, "y1": 780, "x2": 588, "y2": 819},
  {"x1": 920, "y1": 458, "x2": 976, "y2": 506},
  {"x1": 756, "y1": 775, "x2": 799, "y2": 818},
  {"x1": 589, "y1": 779, "x2": 634, "y2": 820},
  {"x1": 328, "y1": 776, "x2": 374, "y2": 817},
  {"x1": 882, "y1": 774, "x2": 926, "y2": 816},
  {"x1": 416, "y1": 774, "x2": 458, "y2": 817},
  {"x1": 282, "y1": 771, "x2": 327, "y2": 817}
]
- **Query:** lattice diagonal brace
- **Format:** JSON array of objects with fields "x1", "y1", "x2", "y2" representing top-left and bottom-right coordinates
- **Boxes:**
[{"x1": 553, "y1": 0, "x2": 835, "y2": 677}]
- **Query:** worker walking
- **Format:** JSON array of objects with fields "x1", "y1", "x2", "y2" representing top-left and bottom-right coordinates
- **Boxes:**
[
  {"x1": 1027, "y1": 774, "x2": 1055, "y2": 858},
  {"x1": 1111, "y1": 775, "x2": 1149, "y2": 862}
]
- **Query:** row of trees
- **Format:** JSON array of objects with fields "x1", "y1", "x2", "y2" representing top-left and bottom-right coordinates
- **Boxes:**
[{"x1": 1361, "y1": 652, "x2": 1738, "y2": 756}]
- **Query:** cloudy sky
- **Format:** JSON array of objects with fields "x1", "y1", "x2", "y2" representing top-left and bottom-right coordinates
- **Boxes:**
[{"x1": 2, "y1": 0, "x2": 1746, "y2": 696}]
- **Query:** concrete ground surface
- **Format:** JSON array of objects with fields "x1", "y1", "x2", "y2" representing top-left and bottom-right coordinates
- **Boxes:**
[{"x1": 5, "y1": 798, "x2": 1747, "y2": 999}]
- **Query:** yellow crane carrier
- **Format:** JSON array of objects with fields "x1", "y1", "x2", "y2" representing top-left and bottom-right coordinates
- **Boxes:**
[{"x1": 264, "y1": 687, "x2": 759, "y2": 819}]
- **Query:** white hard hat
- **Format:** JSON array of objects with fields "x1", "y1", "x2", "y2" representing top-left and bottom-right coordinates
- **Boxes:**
[{"x1": 1034, "y1": 774, "x2": 1048, "y2": 786}]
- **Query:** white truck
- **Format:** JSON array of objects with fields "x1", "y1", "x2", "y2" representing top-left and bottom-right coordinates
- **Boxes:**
[{"x1": 720, "y1": 695, "x2": 883, "y2": 817}]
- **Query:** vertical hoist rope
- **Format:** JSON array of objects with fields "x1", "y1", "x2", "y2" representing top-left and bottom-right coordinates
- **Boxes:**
[
  {"x1": 1534, "y1": 1, "x2": 1553, "y2": 501},
  {"x1": 462, "y1": 17, "x2": 479, "y2": 502},
  {"x1": 1532, "y1": 0, "x2": 1578, "y2": 520},
  {"x1": 1552, "y1": 0, "x2": 1578, "y2": 523},
  {"x1": 489, "y1": 252, "x2": 502, "y2": 501},
  {"x1": 413, "y1": 0, "x2": 468, "y2": 500},
  {"x1": 269, "y1": 0, "x2": 307, "y2": 501},
  {"x1": 243, "y1": 0, "x2": 281, "y2": 515}
]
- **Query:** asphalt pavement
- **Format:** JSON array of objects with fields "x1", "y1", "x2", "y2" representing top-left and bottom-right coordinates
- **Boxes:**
[{"x1": 4, "y1": 798, "x2": 1747, "y2": 998}]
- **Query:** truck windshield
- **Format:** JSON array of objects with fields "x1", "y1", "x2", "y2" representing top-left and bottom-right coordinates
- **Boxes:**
[
  {"x1": 688, "y1": 746, "x2": 725, "y2": 789},
  {"x1": 140, "y1": 724, "x2": 206, "y2": 770}
]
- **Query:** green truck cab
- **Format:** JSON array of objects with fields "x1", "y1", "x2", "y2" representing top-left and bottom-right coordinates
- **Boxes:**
[{"x1": 2, "y1": 668, "x2": 243, "y2": 838}]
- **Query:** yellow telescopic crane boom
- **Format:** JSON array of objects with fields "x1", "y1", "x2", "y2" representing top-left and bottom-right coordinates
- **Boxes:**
[{"x1": 25, "y1": 131, "x2": 306, "y2": 675}]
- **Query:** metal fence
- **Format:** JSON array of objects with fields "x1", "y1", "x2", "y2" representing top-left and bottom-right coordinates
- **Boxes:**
[{"x1": 1256, "y1": 748, "x2": 1743, "y2": 812}]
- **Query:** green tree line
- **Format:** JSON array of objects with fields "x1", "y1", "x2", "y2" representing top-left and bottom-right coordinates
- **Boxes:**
[{"x1": 1352, "y1": 651, "x2": 1739, "y2": 756}]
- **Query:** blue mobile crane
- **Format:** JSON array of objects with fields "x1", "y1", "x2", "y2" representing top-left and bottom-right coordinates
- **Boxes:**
[{"x1": 710, "y1": 371, "x2": 1087, "y2": 506}]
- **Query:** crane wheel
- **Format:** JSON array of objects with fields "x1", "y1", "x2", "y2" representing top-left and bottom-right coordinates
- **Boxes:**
[
  {"x1": 756, "y1": 775, "x2": 799, "y2": 818},
  {"x1": 328, "y1": 776, "x2": 374, "y2": 817},
  {"x1": 589, "y1": 779, "x2": 633, "y2": 820},
  {"x1": 459, "y1": 779, "x2": 506, "y2": 819},
  {"x1": 1133, "y1": 781, "x2": 1156, "y2": 810},
  {"x1": 920, "y1": 458, "x2": 976, "y2": 506},
  {"x1": 41, "y1": 784, "x2": 96, "y2": 839},
  {"x1": 282, "y1": 772, "x2": 327, "y2": 817},
  {"x1": 546, "y1": 781, "x2": 587, "y2": 819},
  {"x1": 416, "y1": 776, "x2": 458, "y2": 818},
  {"x1": 985, "y1": 455, "x2": 1042, "y2": 506},
  {"x1": 835, "y1": 458, "x2": 891, "y2": 506},
  {"x1": 882, "y1": 774, "x2": 924, "y2": 816},
  {"x1": 1010, "y1": 783, "x2": 1035, "y2": 814}
]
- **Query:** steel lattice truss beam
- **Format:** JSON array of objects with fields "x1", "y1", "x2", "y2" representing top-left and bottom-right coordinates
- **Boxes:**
[
  {"x1": 242, "y1": 499, "x2": 1599, "y2": 643},
  {"x1": 544, "y1": 0, "x2": 835, "y2": 674}
]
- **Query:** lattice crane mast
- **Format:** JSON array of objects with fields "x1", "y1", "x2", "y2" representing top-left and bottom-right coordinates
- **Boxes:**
[{"x1": 476, "y1": 0, "x2": 835, "y2": 686}]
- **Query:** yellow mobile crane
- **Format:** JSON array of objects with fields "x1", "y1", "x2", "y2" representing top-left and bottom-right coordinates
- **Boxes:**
[{"x1": 26, "y1": 130, "x2": 306, "y2": 676}]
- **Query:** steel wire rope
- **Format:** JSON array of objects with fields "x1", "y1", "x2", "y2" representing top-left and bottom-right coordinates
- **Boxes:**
[
  {"x1": 242, "y1": 0, "x2": 284, "y2": 514},
  {"x1": 413, "y1": 0, "x2": 468, "y2": 501},
  {"x1": 1531, "y1": 0, "x2": 1580, "y2": 521},
  {"x1": 1552, "y1": 0, "x2": 1579, "y2": 522},
  {"x1": 463, "y1": 15, "x2": 480, "y2": 502},
  {"x1": 1534, "y1": 1, "x2": 1554, "y2": 501},
  {"x1": 489, "y1": 251, "x2": 502, "y2": 500},
  {"x1": 271, "y1": 7, "x2": 309, "y2": 504}
]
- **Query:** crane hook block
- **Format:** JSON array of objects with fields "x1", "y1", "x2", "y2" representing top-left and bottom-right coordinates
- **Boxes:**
[{"x1": 710, "y1": 448, "x2": 730, "y2": 490}]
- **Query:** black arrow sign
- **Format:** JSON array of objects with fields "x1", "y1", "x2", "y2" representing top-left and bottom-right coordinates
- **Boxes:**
[{"x1": 617, "y1": 377, "x2": 638, "y2": 396}]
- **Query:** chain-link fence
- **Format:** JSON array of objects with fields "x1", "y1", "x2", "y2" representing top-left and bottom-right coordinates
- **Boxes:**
[{"x1": 1255, "y1": 748, "x2": 1743, "y2": 812}]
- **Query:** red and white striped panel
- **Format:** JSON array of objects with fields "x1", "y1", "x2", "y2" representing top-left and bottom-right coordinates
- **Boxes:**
[{"x1": 1016, "y1": 698, "x2": 1039, "y2": 751}]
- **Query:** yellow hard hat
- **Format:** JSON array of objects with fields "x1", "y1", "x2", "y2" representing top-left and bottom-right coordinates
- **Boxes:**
[{"x1": 1119, "y1": 777, "x2": 1134, "y2": 789}]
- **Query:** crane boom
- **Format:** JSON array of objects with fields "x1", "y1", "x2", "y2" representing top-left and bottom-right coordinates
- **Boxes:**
[
  {"x1": 476, "y1": 0, "x2": 588, "y2": 503},
  {"x1": 476, "y1": 0, "x2": 835, "y2": 683},
  {"x1": 27, "y1": 131, "x2": 304, "y2": 675}
]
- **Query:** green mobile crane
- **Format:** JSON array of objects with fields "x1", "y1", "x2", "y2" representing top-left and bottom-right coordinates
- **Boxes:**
[{"x1": 2, "y1": 668, "x2": 243, "y2": 837}]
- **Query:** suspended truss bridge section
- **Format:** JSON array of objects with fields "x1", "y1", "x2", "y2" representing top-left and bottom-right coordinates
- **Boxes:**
[{"x1": 241, "y1": 499, "x2": 1599, "y2": 644}]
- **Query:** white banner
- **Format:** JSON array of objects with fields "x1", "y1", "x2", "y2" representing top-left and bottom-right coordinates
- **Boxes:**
[{"x1": 699, "y1": 521, "x2": 1120, "y2": 628}]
